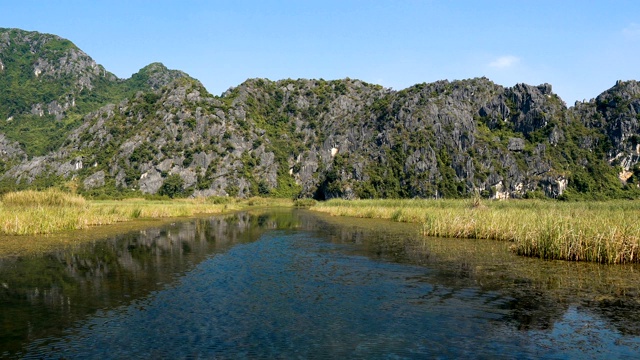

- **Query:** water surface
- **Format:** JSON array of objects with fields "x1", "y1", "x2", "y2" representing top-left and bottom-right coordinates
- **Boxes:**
[{"x1": 2, "y1": 209, "x2": 640, "y2": 358}]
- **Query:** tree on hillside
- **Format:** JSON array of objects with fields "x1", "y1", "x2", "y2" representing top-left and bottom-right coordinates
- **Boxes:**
[{"x1": 159, "y1": 174, "x2": 184, "y2": 198}]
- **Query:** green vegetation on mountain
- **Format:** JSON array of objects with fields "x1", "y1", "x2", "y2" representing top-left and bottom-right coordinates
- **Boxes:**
[
  {"x1": 0, "y1": 29, "x2": 190, "y2": 157},
  {"x1": 1, "y1": 28, "x2": 640, "y2": 202}
]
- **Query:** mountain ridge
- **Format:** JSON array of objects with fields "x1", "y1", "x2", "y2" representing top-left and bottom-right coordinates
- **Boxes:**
[{"x1": 1, "y1": 28, "x2": 639, "y2": 200}]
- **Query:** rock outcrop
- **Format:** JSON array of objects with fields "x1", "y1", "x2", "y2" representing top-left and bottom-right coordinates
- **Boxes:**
[{"x1": 1, "y1": 28, "x2": 639, "y2": 200}]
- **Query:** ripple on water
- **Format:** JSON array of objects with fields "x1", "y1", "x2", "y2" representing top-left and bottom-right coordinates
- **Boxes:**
[{"x1": 7, "y1": 211, "x2": 640, "y2": 359}]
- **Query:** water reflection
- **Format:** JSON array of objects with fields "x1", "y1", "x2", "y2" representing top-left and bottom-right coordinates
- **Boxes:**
[
  {"x1": 1, "y1": 209, "x2": 640, "y2": 358},
  {"x1": 0, "y1": 211, "x2": 290, "y2": 356},
  {"x1": 309, "y1": 211, "x2": 640, "y2": 337}
]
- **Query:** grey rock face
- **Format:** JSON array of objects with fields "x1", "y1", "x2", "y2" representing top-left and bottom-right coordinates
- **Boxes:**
[
  {"x1": 571, "y1": 80, "x2": 640, "y2": 178},
  {"x1": 0, "y1": 31, "x2": 637, "y2": 200},
  {"x1": 4, "y1": 156, "x2": 50, "y2": 183},
  {"x1": 56, "y1": 157, "x2": 83, "y2": 177},
  {"x1": 138, "y1": 169, "x2": 163, "y2": 194},
  {"x1": 83, "y1": 171, "x2": 105, "y2": 189},
  {"x1": 0, "y1": 75, "x2": 601, "y2": 199},
  {"x1": 0, "y1": 134, "x2": 26, "y2": 160},
  {"x1": 508, "y1": 138, "x2": 525, "y2": 151}
]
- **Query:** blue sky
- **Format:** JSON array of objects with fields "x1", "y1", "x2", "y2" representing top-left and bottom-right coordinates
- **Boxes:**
[{"x1": 3, "y1": 0, "x2": 639, "y2": 105}]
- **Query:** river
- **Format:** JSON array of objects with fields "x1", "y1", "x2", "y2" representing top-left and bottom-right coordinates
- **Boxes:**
[{"x1": 1, "y1": 209, "x2": 640, "y2": 358}]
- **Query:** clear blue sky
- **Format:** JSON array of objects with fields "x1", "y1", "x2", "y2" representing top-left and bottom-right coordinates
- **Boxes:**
[{"x1": 4, "y1": 0, "x2": 639, "y2": 105}]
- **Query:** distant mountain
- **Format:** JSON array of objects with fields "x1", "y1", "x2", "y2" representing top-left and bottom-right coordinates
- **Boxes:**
[{"x1": 1, "y1": 28, "x2": 639, "y2": 200}]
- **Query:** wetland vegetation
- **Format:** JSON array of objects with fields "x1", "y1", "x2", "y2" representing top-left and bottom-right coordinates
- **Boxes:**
[
  {"x1": 0, "y1": 190, "x2": 294, "y2": 256},
  {"x1": 3, "y1": 189, "x2": 640, "y2": 265},
  {"x1": 311, "y1": 198, "x2": 640, "y2": 264},
  {"x1": 0, "y1": 189, "x2": 241, "y2": 236}
]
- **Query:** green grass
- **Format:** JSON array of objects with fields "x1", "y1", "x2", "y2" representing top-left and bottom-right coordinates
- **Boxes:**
[{"x1": 310, "y1": 198, "x2": 640, "y2": 264}]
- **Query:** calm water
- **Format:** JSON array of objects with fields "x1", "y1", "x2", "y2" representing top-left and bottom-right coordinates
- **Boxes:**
[{"x1": 2, "y1": 210, "x2": 640, "y2": 359}]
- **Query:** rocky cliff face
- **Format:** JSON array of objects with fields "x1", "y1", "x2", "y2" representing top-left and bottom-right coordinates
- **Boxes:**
[
  {"x1": 0, "y1": 28, "x2": 115, "y2": 120},
  {"x1": 0, "y1": 29, "x2": 639, "y2": 200},
  {"x1": 572, "y1": 81, "x2": 640, "y2": 176},
  {"x1": 0, "y1": 28, "x2": 191, "y2": 157}
]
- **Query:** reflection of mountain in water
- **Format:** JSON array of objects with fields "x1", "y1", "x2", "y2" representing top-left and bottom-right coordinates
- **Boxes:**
[
  {"x1": 2, "y1": 209, "x2": 640, "y2": 358},
  {"x1": 302, "y1": 211, "x2": 640, "y2": 337},
  {"x1": 0, "y1": 211, "x2": 296, "y2": 356}
]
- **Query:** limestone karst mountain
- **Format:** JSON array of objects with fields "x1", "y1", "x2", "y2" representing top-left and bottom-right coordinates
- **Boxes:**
[{"x1": 1, "y1": 28, "x2": 639, "y2": 200}]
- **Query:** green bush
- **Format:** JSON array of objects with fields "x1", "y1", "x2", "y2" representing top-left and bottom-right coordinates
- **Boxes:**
[{"x1": 158, "y1": 174, "x2": 185, "y2": 198}]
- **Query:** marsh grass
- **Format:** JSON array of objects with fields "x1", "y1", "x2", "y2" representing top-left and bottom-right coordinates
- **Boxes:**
[
  {"x1": 293, "y1": 198, "x2": 318, "y2": 208},
  {"x1": 311, "y1": 199, "x2": 640, "y2": 264},
  {"x1": 2, "y1": 189, "x2": 86, "y2": 208},
  {"x1": 0, "y1": 190, "x2": 266, "y2": 236}
]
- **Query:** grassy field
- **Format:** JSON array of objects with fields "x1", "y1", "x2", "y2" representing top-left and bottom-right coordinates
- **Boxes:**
[
  {"x1": 0, "y1": 189, "x2": 289, "y2": 236},
  {"x1": 310, "y1": 198, "x2": 640, "y2": 264}
]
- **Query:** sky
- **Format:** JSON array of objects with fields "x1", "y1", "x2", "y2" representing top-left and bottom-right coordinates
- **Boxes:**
[{"x1": 3, "y1": 0, "x2": 639, "y2": 105}]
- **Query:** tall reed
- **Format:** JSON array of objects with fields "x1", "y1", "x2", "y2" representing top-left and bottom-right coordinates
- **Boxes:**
[
  {"x1": 2, "y1": 189, "x2": 86, "y2": 208},
  {"x1": 0, "y1": 190, "x2": 246, "y2": 235},
  {"x1": 311, "y1": 199, "x2": 640, "y2": 264}
]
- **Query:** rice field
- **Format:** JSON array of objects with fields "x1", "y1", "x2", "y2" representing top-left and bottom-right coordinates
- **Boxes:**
[{"x1": 310, "y1": 198, "x2": 640, "y2": 264}]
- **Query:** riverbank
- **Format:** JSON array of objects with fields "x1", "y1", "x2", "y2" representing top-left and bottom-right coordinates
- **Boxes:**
[
  {"x1": 310, "y1": 199, "x2": 640, "y2": 264},
  {"x1": 5, "y1": 190, "x2": 640, "y2": 264},
  {"x1": 0, "y1": 189, "x2": 290, "y2": 236}
]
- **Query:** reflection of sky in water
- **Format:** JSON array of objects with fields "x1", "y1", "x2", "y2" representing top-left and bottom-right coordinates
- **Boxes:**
[{"x1": 22, "y1": 230, "x2": 640, "y2": 359}]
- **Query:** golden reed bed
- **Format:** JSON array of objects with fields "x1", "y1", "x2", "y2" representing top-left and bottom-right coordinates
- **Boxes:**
[
  {"x1": 0, "y1": 189, "x2": 248, "y2": 236},
  {"x1": 311, "y1": 199, "x2": 640, "y2": 264}
]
